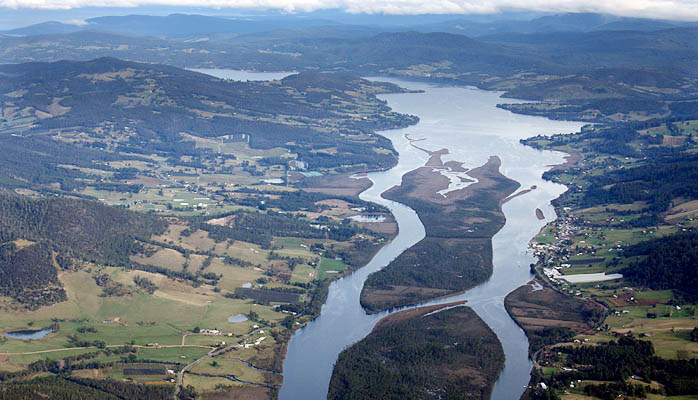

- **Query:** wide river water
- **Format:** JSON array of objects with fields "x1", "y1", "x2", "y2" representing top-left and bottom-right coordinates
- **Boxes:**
[
  {"x1": 280, "y1": 78, "x2": 584, "y2": 400},
  {"x1": 193, "y1": 70, "x2": 584, "y2": 400}
]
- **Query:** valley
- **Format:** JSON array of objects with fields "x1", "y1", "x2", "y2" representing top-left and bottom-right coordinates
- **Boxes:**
[
  {"x1": 1, "y1": 9, "x2": 698, "y2": 400},
  {"x1": 0, "y1": 64, "x2": 411, "y2": 399}
]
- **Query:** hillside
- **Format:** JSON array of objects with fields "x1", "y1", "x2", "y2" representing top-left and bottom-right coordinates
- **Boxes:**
[
  {"x1": 0, "y1": 193, "x2": 166, "y2": 309},
  {"x1": 0, "y1": 57, "x2": 416, "y2": 194},
  {"x1": 3, "y1": 27, "x2": 698, "y2": 123},
  {"x1": 622, "y1": 232, "x2": 698, "y2": 299}
]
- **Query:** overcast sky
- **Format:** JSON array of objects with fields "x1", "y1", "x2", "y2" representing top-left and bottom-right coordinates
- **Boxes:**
[{"x1": 0, "y1": 0, "x2": 697, "y2": 27}]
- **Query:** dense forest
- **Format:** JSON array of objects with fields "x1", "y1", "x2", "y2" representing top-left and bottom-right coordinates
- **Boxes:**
[
  {"x1": 0, "y1": 193, "x2": 166, "y2": 264},
  {"x1": 0, "y1": 193, "x2": 166, "y2": 308},
  {"x1": 622, "y1": 231, "x2": 698, "y2": 299},
  {"x1": 0, "y1": 376, "x2": 173, "y2": 400},
  {"x1": 360, "y1": 237, "x2": 492, "y2": 313},
  {"x1": 328, "y1": 306, "x2": 504, "y2": 400}
]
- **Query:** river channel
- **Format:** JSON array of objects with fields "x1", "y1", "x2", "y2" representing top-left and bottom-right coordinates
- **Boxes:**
[
  {"x1": 193, "y1": 69, "x2": 584, "y2": 400},
  {"x1": 280, "y1": 79, "x2": 584, "y2": 400}
]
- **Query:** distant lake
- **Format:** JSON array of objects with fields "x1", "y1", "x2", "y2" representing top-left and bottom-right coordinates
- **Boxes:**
[
  {"x1": 350, "y1": 215, "x2": 386, "y2": 223},
  {"x1": 4, "y1": 328, "x2": 53, "y2": 340},
  {"x1": 188, "y1": 68, "x2": 294, "y2": 81}
]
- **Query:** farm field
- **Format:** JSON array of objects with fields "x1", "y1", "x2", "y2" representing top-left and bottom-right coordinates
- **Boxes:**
[{"x1": 0, "y1": 171, "x2": 390, "y2": 398}]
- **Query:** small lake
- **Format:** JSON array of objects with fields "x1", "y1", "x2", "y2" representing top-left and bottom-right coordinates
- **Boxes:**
[
  {"x1": 188, "y1": 68, "x2": 294, "y2": 81},
  {"x1": 349, "y1": 215, "x2": 386, "y2": 223},
  {"x1": 228, "y1": 314, "x2": 249, "y2": 323},
  {"x1": 4, "y1": 328, "x2": 53, "y2": 340}
]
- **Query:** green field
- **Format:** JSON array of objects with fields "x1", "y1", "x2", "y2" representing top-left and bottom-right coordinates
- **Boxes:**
[{"x1": 317, "y1": 257, "x2": 351, "y2": 280}]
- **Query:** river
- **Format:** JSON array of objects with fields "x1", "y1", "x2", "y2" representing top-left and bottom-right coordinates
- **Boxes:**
[
  {"x1": 280, "y1": 79, "x2": 584, "y2": 400},
  {"x1": 192, "y1": 69, "x2": 584, "y2": 400}
]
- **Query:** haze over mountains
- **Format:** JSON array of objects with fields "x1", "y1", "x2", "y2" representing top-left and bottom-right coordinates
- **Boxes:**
[
  {"x1": 2, "y1": 13, "x2": 697, "y2": 79},
  {"x1": 1, "y1": 12, "x2": 694, "y2": 39}
]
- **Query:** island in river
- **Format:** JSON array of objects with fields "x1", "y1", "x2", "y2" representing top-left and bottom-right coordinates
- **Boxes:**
[
  {"x1": 360, "y1": 151, "x2": 520, "y2": 313},
  {"x1": 328, "y1": 302, "x2": 504, "y2": 400}
]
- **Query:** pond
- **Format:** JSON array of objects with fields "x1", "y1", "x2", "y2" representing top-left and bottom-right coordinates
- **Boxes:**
[
  {"x1": 4, "y1": 328, "x2": 54, "y2": 340},
  {"x1": 228, "y1": 314, "x2": 249, "y2": 323}
]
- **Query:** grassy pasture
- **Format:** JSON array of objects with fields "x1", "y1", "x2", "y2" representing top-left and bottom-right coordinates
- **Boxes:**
[{"x1": 317, "y1": 257, "x2": 350, "y2": 280}]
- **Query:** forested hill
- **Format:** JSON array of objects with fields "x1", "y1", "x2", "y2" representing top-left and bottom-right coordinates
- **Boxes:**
[
  {"x1": 3, "y1": 28, "x2": 697, "y2": 121},
  {"x1": 0, "y1": 57, "x2": 416, "y2": 183},
  {"x1": 0, "y1": 193, "x2": 167, "y2": 309},
  {"x1": 4, "y1": 27, "x2": 698, "y2": 81},
  {"x1": 622, "y1": 231, "x2": 698, "y2": 300}
]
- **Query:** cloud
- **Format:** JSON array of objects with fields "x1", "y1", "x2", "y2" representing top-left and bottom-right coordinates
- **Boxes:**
[
  {"x1": 64, "y1": 18, "x2": 88, "y2": 25},
  {"x1": 1, "y1": 0, "x2": 697, "y2": 21}
]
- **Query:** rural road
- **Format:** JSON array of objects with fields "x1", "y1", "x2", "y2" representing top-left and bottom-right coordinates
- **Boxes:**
[
  {"x1": 174, "y1": 343, "x2": 237, "y2": 399},
  {"x1": 0, "y1": 343, "x2": 212, "y2": 356}
]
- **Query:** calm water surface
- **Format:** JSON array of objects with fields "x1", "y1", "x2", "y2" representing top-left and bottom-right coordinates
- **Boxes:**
[
  {"x1": 191, "y1": 69, "x2": 585, "y2": 399},
  {"x1": 280, "y1": 79, "x2": 584, "y2": 400},
  {"x1": 4, "y1": 328, "x2": 53, "y2": 340},
  {"x1": 188, "y1": 68, "x2": 294, "y2": 81}
]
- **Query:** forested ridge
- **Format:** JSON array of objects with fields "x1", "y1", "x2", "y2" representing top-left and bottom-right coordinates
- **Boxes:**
[
  {"x1": 0, "y1": 193, "x2": 166, "y2": 308},
  {"x1": 622, "y1": 231, "x2": 698, "y2": 299}
]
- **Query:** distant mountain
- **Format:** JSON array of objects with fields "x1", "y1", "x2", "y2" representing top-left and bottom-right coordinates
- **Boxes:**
[
  {"x1": 1, "y1": 21, "x2": 84, "y2": 36},
  {"x1": 3, "y1": 24, "x2": 698, "y2": 78},
  {"x1": 86, "y1": 13, "x2": 337, "y2": 38},
  {"x1": 1, "y1": 12, "x2": 687, "y2": 40},
  {"x1": 479, "y1": 26, "x2": 698, "y2": 75},
  {"x1": 0, "y1": 13, "x2": 339, "y2": 39},
  {"x1": 414, "y1": 13, "x2": 683, "y2": 37},
  {"x1": 590, "y1": 19, "x2": 678, "y2": 32}
]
